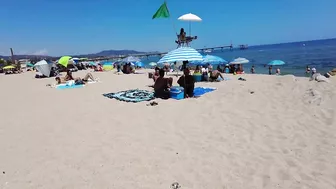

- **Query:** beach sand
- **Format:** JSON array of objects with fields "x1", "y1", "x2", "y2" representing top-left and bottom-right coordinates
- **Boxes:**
[{"x1": 0, "y1": 70, "x2": 335, "y2": 189}]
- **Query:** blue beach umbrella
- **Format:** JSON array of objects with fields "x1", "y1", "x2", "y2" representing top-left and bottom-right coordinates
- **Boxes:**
[
  {"x1": 268, "y1": 60, "x2": 285, "y2": 66},
  {"x1": 202, "y1": 55, "x2": 227, "y2": 65},
  {"x1": 148, "y1": 62, "x2": 157, "y2": 67},
  {"x1": 135, "y1": 61, "x2": 144, "y2": 67},
  {"x1": 102, "y1": 62, "x2": 113, "y2": 65},
  {"x1": 88, "y1": 62, "x2": 97, "y2": 66},
  {"x1": 158, "y1": 47, "x2": 203, "y2": 64}
]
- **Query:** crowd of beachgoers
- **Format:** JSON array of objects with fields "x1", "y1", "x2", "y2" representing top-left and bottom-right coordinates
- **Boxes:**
[{"x1": 1, "y1": 58, "x2": 335, "y2": 99}]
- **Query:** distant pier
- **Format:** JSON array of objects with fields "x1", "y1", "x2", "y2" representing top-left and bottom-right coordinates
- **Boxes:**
[{"x1": 86, "y1": 44, "x2": 248, "y2": 61}]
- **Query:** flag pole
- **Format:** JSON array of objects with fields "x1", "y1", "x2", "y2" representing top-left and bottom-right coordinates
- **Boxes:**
[{"x1": 165, "y1": 0, "x2": 177, "y2": 35}]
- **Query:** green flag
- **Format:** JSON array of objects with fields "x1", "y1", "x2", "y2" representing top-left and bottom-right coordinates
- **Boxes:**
[{"x1": 152, "y1": 2, "x2": 170, "y2": 19}]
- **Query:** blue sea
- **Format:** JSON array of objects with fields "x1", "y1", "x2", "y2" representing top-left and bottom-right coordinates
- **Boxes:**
[{"x1": 141, "y1": 38, "x2": 336, "y2": 76}]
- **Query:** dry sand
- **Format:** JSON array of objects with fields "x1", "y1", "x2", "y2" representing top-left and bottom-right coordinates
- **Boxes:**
[{"x1": 0, "y1": 70, "x2": 335, "y2": 189}]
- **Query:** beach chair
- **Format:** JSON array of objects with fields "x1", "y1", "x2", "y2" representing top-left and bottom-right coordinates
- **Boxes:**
[{"x1": 175, "y1": 35, "x2": 198, "y2": 47}]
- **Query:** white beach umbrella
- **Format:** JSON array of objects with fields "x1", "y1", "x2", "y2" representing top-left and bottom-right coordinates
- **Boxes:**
[
  {"x1": 178, "y1": 13, "x2": 202, "y2": 21},
  {"x1": 34, "y1": 60, "x2": 53, "y2": 77},
  {"x1": 178, "y1": 13, "x2": 202, "y2": 35},
  {"x1": 230, "y1": 57, "x2": 250, "y2": 65}
]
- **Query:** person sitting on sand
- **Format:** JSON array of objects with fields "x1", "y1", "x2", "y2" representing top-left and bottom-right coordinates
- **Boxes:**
[
  {"x1": 194, "y1": 65, "x2": 201, "y2": 74},
  {"x1": 276, "y1": 68, "x2": 281, "y2": 75},
  {"x1": 201, "y1": 65, "x2": 209, "y2": 81},
  {"x1": 154, "y1": 69, "x2": 173, "y2": 99},
  {"x1": 209, "y1": 70, "x2": 225, "y2": 82},
  {"x1": 152, "y1": 67, "x2": 160, "y2": 82},
  {"x1": 94, "y1": 64, "x2": 103, "y2": 72},
  {"x1": 177, "y1": 68, "x2": 195, "y2": 98},
  {"x1": 306, "y1": 65, "x2": 311, "y2": 74}
]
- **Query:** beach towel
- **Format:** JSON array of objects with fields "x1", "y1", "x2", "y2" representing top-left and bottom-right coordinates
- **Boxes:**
[
  {"x1": 103, "y1": 89, "x2": 155, "y2": 103},
  {"x1": 193, "y1": 87, "x2": 216, "y2": 97},
  {"x1": 56, "y1": 84, "x2": 84, "y2": 90}
]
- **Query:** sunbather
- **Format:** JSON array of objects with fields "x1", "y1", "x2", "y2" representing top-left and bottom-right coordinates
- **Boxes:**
[
  {"x1": 154, "y1": 69, "x2": 173, "y2": 99},
  {"x1": 177, "y1": 68, "x2": 195, "y2": 98},
  {"x1": 55, "y1": 70, "x2": 96, "y2": 85}
]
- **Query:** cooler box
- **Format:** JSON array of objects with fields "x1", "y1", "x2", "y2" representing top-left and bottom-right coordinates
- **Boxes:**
[
  {"x1": 170, "y1": 86, "x2": 184, "y2": 100},
  {"x1": 193, "y1": 74, "x2": 202, "y2": 82}
]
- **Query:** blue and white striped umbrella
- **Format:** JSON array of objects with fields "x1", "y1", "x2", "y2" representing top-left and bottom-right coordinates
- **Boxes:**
[
  {"x1": 268, "y1": 60, "x2": 285, "y2": 66},
  {"x1": 158, "y1": 47, "x2": 203, "y2": 64}
]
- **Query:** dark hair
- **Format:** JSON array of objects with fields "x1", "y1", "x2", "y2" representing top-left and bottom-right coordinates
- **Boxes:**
[
  {"x1": 180, "y1": 28, "x2": 184, "y2": 35},
  {"x1": 196, "y1": 65, "x2": 200, "y2": 70},
  {"x1": 159, "y1": 69, "x2": 165, "y2": 77}
]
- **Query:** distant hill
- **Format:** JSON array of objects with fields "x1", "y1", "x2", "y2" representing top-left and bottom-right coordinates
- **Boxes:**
[{"x1": 0, "y1": 49, "x2": 152, "y2": 60}]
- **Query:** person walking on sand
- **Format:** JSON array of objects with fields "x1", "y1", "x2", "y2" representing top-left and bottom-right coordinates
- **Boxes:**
[{"x1": 268, "y1": 66, "x2": 273, "y2": 75}]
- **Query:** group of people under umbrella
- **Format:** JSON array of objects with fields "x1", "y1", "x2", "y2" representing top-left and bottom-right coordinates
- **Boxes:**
[{"x1": 150, "y1": 46, "x2": 288, "y2": 99}]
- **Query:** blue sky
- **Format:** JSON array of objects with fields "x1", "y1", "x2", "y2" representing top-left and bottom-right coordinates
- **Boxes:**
[{"x1": 1, "y1": 0, "x2": 335, "y2": 56}]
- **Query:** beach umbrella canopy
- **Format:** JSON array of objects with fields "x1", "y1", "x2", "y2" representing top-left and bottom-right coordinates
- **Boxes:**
[
  {"x1": 135, "y1": 61, "x2": 144, "y2": 67},
  {"x1": 71, "y1": 58, "x2": 80, "y2": 64},
  {"x1": 102, "y1": 62, "x2": 113, "y2": 65},
  {"x1": 158, "y1": 47, "x2": 203, "y2": 64},
  {"x1": 268, "y1": 60, "x2": 285, "y2": 66},
  {"x1": 178, "y1": 13, "x2": 202, "y2": 35},
  {"x1": 202, "y1": 55, "x2": 227, "y2": 65},
  {"x1": 34, "y1": 60, "x2": 53, "y2": 77},
  {"x1": 3, "y1": 65, "x2": 15, "y2": 69},
  {"x1": 123, "y1": 56, "x2": 140, "y2": 63},
  {"x1": 58, "y1": 56, "x2": 72, "y2": 67},
  {"x1": 178, "y1": 13, "x2": 202, "y2": 21},
  {"x1": 149, "y1": 62, "x2": 157, "y2": 67},
  {"x1": 230, "y1": 57, "x2": 249, "y2": 65},
  {"x1": 88, "y1": 62, "x2": 97, "y2": 66},
  {"x1": 26, "y1": 63, "x2": 34, "y2": 67}
]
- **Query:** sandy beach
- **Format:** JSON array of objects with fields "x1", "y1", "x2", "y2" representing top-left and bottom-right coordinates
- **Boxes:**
[{"x1": 0, "y1": 70, "x2": 335, "y2": 189}]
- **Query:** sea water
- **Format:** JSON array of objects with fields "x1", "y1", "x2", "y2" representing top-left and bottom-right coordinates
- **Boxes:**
[{"x1": 141, "y1": 38, "x2": 336, "y2": 77}]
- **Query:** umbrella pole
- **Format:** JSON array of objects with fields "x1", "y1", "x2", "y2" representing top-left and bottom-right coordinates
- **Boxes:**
[{"x1": 189, "y1": 21, "x2": 191, "y2": 36}]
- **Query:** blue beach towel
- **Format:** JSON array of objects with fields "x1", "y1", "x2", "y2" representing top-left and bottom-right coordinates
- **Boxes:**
[
  {"x1": 193, "y1": 87, "x2": 216, "y2": 97},
  {"x1": 56, "y1": 84, "x2": 84, "y2": 90},
  {"x1": 103, "y1": 89, "x2": 155, "y2": 103}
]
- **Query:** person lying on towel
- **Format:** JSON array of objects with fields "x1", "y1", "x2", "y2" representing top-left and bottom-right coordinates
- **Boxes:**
[
  {"x1": 177, "y1": 68, "x2": 195, "y2": 98},
  {"x1": 154, "y1": 69, "x2": 173, "y2": 99},
  {"x1": 55, "y1": 70, "x2": 96, "y2": 85}
]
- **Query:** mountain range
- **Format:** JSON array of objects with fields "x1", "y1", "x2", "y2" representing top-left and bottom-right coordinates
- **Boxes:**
[{"x1": 0, "y1": 49, "x2": 150, "y2": 60}]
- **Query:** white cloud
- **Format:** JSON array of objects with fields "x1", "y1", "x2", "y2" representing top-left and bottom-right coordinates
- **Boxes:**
[{"x1": 33, "y1": 49, "x2": 48, "y2": 56}]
